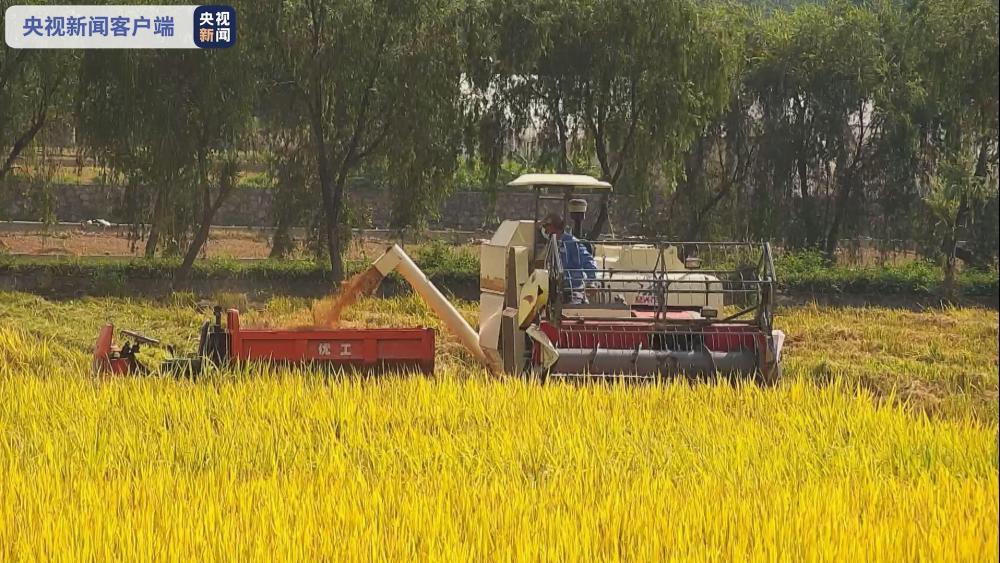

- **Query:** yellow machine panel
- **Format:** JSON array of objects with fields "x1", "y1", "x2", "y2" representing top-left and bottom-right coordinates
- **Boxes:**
[{"x1": 479, "y1": 220, "x2": 535, "y2": 366}]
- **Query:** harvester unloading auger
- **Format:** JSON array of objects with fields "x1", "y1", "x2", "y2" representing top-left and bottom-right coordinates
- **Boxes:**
[{"x1": 94, "y1": 174, "x2": 784, "y2": 382}]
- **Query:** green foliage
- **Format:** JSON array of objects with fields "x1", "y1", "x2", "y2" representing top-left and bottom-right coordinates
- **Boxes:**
[
  {"x1": 925, "y1": 148, "x2": 992, "y2": 242},
  {"x1": 0, "y1": 251, "x2": 477, "y2": 285},
  {"x1": 2, "y1": 250, "x2": 995, "y2": 299},
  {"x1": 3, "y1": 0, "x2": 998, "y2": 274},
  {"x1": 0, "y1": 256, "x2": 340, "y2": 282},
  {"x1": 411, "y1": 240, "x2": 479, "y2": 276},
  {"x1": 776, "y1": 251, "x2": 998, "y2": 296},
  {"x1": 903, "y1": 0, "x2": 999, "y2": 271},
  {"x1": 237, "y1": 172, "x2": 275, "y2": 190},
  {"x1": 453, "y1": 156, "x2": 530, "y2": 191},
  {"x1": 773, "y1": 250, "x2": 831, "y2": 275}
]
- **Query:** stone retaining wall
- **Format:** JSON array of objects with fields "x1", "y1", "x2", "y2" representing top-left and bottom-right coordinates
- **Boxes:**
[{"x1": 2, "y1": 183, "x2": 623, "y2": 231}]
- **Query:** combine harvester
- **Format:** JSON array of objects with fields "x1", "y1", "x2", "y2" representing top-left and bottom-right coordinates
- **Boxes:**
[{"x1": 95, "y1": 174, "x2": 784, "y2": 382}]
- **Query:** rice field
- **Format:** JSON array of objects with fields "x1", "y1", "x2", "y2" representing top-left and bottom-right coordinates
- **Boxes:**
[{"x1": 0, "y1": 291, "x2": 997, "y2": 560}]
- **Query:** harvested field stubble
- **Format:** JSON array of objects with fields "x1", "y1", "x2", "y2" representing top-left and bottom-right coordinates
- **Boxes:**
[{"x1": 0, "y1": 291, "x2": 997, "y2": 560}]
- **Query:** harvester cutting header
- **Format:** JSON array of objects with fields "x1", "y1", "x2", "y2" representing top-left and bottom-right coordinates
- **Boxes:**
[{"x1": 95, "y1": 174, "x2": 784, "y2": 382}]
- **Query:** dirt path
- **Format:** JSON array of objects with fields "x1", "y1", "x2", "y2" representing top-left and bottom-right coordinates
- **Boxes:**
[{"x1": 0, "y1": 228, "x2": 423, "y2": 260}]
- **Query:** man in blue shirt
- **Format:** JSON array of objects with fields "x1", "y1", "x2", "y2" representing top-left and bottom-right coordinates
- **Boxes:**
[{"x1": 540, "y1": 213, "x2": 598, "y2": 303}]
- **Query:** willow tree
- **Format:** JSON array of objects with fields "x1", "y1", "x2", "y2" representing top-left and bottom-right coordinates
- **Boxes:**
[
  {"x1": 907, "y1": 0, "x2": 999, "y2": 290},
  {"x1": 75, "y1": 49, "x2": 252, "y2": 282},
  {"x1": 574, "y1": 0, "x2": 737, "y2": 238},
  {"x1": 649, "y1": 2, "x2": 753, "y2": 241},
  {"x1": 740, "y1": 2, "x2": 896, "y2": 255},
  {"x1": 464, "y1": 0, "x2": 734, "y2": 237},
  {"x1": 245, "y1": 0, "x2": 466, "y2": 282},
  {"x1": 0, "y1": 0, "x2": 75, "y2": 186}
]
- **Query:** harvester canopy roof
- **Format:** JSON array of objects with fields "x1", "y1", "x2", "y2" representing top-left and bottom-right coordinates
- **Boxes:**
[{"x1": 506, "y1": 174, "x2": 612, "y2": 191}]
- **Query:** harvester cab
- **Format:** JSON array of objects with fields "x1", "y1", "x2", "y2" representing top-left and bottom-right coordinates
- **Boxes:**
[{"x1": 479, "y1": 173, "x2": 785, "y2": 382}]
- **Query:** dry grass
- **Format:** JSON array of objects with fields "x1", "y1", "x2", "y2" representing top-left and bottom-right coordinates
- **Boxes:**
[{"x1": 780, "y1": 303, "x2": 999, "y2": 421}]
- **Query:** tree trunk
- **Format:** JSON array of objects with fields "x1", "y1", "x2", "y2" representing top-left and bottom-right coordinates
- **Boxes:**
[
  {"x1": 682, "y1": 136, "x2": 713, "y2": 240},
  {"x1": 688, "y1": 187, "x2": 732, "y2": 241},
  {"x1": 824, "y1": 160, "x2": 856, "y2": 261},
  {"x1": 823, "y1": 185, "x2": 849, "y2": 260},
  {"x1": 309, "y1": 99, "x2": 344, "y2": 283},
  {"x1": 269, "y1": 184, "x2": 299, "y2": 259},
  {"x1": 586, "y1": 115, "x2": 613, "y2": 241},
  {"x1": 144, "y1": 189, "x2": 164, "y2": 259},
  {"x1": 942, "y1": 224, "x2": 958, "y2": 302},
  {"x1": 586, "y1": 192, "x2": 611, "y2": 240},
  {"x1": 175, "y1": 213, "x2": 213, "y2": 286},
  {"x1": 175, "y1": 181, "x2": 234, "y2": 285},
  {"x1": 941, "y1": 194, "x2": 970, "y2": 301},
  {"x1": 269, "y1": 218, "x2": 295, "y2": 259},
  {"x1": 320, "y1": 165, "x2": 344, "y2": 284},
  {"x1": 327, "y1": 173, "x2": 348, "y2": 280},
  {"x1": 797, "y1": 156, "x2": 821, "y2": 247},
  {"x1": 549, "y1": 83, "x2": 570, "y2": 174},
  {"x1": 0, "y1": 114, "x2": 48, "y2": 182}
]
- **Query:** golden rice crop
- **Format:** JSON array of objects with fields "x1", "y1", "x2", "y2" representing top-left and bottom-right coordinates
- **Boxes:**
[{"x1": 0, "y1": 291, "x2": 997, "y2": 561}]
